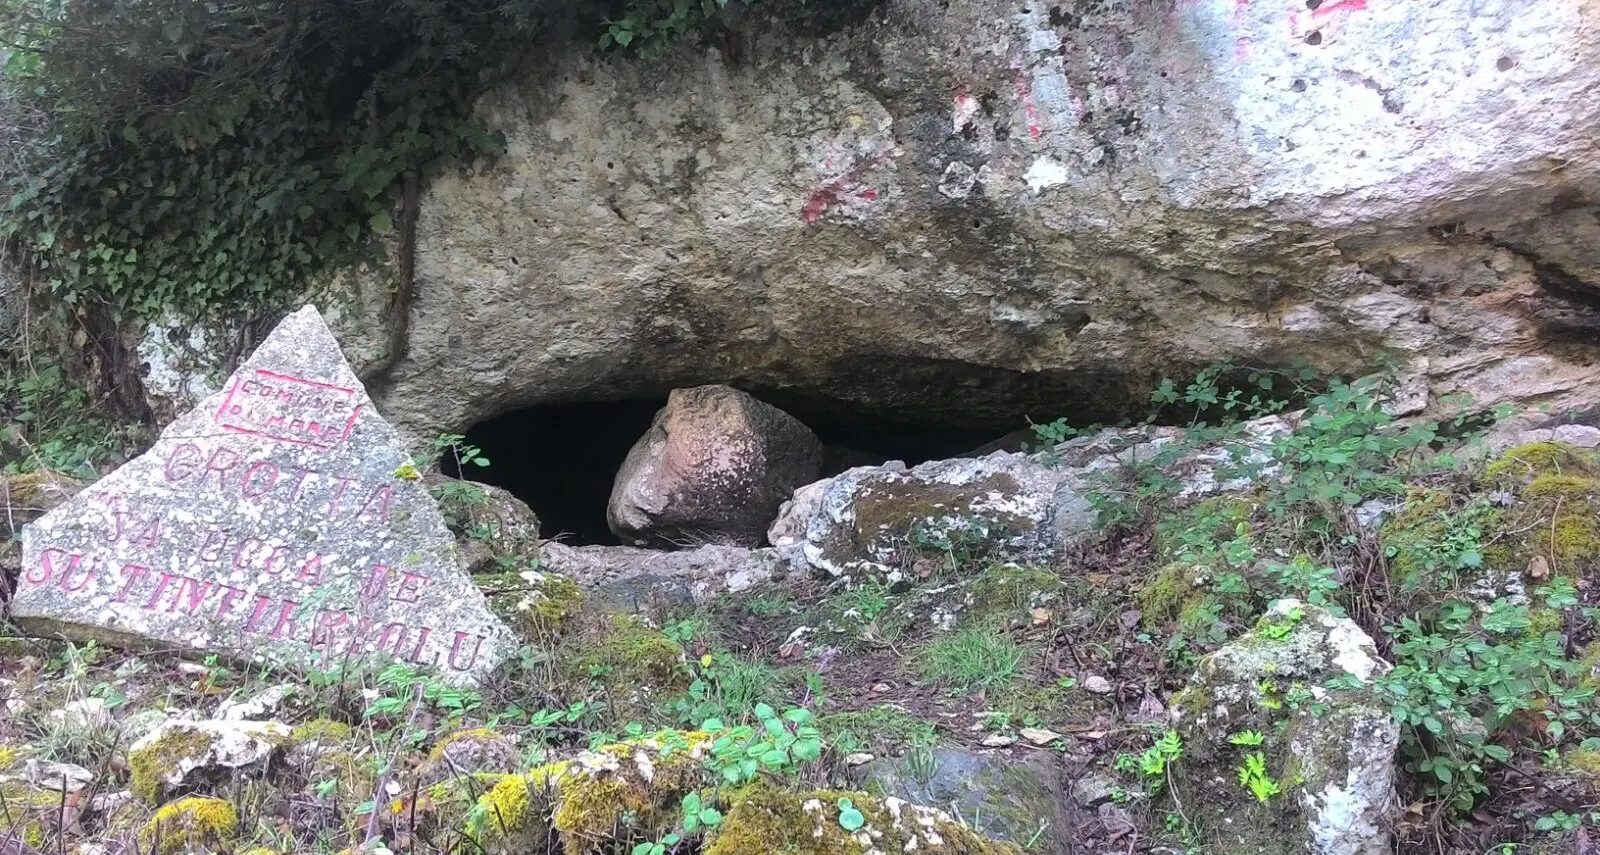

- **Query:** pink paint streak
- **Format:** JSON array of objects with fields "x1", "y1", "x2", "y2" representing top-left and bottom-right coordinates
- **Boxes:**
[
  {"x1": 1011, "y1": 71, "x2": 1041, "y2": 138},
  {"x1": 1312, "y1": 0, "x2": 1366, "y2": 17}
]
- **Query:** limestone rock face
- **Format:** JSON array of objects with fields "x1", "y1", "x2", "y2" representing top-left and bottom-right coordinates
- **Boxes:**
[
  {"x1": 11, "y1": 306, "x2": 515, "y2": 685},
  {"x1": 151, "y1": 0, "x2": 1600, "y2": 445},
  {"x1": 1171, "y1": 600, "x2": 1399, "y2": 855},
  {"x1": 607, "y1": 385, "x2": 822, "y2": 548}
]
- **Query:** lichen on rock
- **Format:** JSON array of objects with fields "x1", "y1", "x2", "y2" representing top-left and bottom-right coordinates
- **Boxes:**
[{"x1": 1170, "y1": 600, "x2": 1398, "y2": 855}]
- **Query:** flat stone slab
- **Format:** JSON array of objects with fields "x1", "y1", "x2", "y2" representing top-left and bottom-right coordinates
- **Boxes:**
[{"x1": 11, "y1": 306, "x2": 514, "y2": 685}]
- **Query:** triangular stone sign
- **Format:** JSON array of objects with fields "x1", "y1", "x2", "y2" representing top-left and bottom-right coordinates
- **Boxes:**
[{"x1": 12, "y1": 306, "x2": 514, "y2": 685}]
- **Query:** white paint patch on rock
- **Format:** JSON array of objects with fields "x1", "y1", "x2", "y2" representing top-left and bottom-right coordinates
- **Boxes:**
[{"x1": 1024, "y1": 157, "x2": 1071, "y2": 192}]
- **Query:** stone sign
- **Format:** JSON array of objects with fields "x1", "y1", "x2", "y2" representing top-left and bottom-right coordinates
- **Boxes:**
[{"x1": 10, "y1": 306, "x2": 514, "y2": 685}]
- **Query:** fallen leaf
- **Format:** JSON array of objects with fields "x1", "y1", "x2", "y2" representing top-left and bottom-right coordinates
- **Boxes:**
[
  {"x1": 777, "y1": 641, "x2": 804, "y2": 659},
  {"x1": 1083, "y1": 675, "x2": 1113, "y2": 694},
  {"x1": 1120, "y1": 610, "x2": 1142, "y2": 629},
  {"x1": 1020, "y1": 727, "x2": 1061, "y2": 746},
  {"x1": 981, "y1": 734, "x2": 1016, "y2": 747},
  {"x1": 1030, "y1": 607, "x2": 1053, "y2": 626},
  {"x1": 844, "y1": 752, "x2": 875, "y2": 766}
]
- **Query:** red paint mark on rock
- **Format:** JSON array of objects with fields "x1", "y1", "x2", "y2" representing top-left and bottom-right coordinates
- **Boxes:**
[
  {"x1": 1312, "y1": 0, "x2": 1367, "y2": 17},
  {"x1": 800, "y1": 148, "x2": 896, "y2": 224},
  {"x1": 1011, "y1": 71, "x2": 1041, "y2": 138}
]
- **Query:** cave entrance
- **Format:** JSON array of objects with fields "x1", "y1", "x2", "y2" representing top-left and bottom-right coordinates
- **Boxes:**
[{"x1": 446, "y1": 394, "x2": 1022, "y2": 547}]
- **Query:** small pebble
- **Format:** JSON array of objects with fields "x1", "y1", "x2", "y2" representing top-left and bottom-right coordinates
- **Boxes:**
[
  {"x1": 844, "y1": 752, "x2": 875, "y2": 766},
  {"x1": 981, "y1": 734, "x2": 1016, "y2": 747},
  {"x1": 1084, "y1": 675, "x2": 1114, "y2": 694}
]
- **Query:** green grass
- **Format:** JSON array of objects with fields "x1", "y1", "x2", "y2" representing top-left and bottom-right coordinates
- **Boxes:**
[
  {"x1": 828, "y1": 582, "x2": 891, "y2": 622},
  {"x1": 915, "y1": 627, "x2": 1026, "y2": 691},
  {"x1": 744, "y1": 593, "x2": 793, "y2": 618},
  {"x1": 818, "y1": 705, "x2": 938, "y2": 755}
]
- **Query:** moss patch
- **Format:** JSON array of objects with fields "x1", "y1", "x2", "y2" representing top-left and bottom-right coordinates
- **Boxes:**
[
  {"x1": 129, "y1": 728, "x2": 219, "y2": 805},
  {"x1": 565, "y1": 614, "x2": 687, "y2": 712},
  {"x1": 138, "y1": 796, "x2": 238, "y2": 855}
]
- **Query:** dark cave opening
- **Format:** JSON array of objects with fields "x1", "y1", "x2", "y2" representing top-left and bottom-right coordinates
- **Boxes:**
[{"x1": 446, "y1": 394, "x2": 1019, "y2": 547}]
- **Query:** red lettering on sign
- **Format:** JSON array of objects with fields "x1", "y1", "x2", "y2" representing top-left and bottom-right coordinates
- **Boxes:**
[
  {"x1": 232, "y1": 538, "x2": 266, "y2": 573},
  {"x1": 204, "y1": 447, "x2": 241, "y2": 490},
  {"x1": 133, "y1": 517, "x2": 161, "y2": 549},
  {"x1": 393, "y1": 571, "x2": 429, "y2": 604},
  {"x1": 142, "y1": 572, "x2": 174, "y2": 611},
  {"x1": 308, "y1": 609, "x2": 349, "y2": 648},
  {"x1": 357, "y1": 484, "x2": 393, "y2": 524},
  {"x1": 243, "y1": 594, "x2": 275, "y2": 634},
  {"x1": 360, "y1": 564, "x2": 391, "y2": 604},
  {"x1": 372, "y1": 622, "x2": 409, "y2": 655},
  {"x1": 268, "y1": 599, "x2": 301, "y2": 641},
  {"x1": 198, "y1": 530, "x2": 225, "y2": 563},
  {"x1": 214, "y1": 585, "x2": 248, "y2": 621},
  {"x1": 286, "y1": 466, "x2": 316, "y2": 502},
  {"x1": 324, "y1": 475, "x2": 355, "y2": 519},
  {"x1": 169, "y1": 576, "x2": 214, "y2": 616},
  {"x1": 297, "y1": 554, "x2": 325, "y2": 585},
  {"x1": 241, "y1": 461, "x2": 281, "y2": 499},
  {"x1": 25, "y1": 548, "x2": 61, "y2": 585},
  {"x1": 214, "y1": 369, "x2": 361, "y2": 451},
  {"x1": 447, "y1": 632, "x2": 485, "y2": 672},
  {"x1": 114, "y1": 564, "x2": 152, "y2": 603},
  {"x1": 101, "y1": 500, "x2": 125, "y2": 544},
  {"x1": 164, "y1": 443, "x2": 204, "y2": 482},
  {"x1": 263, "y1": 545, "x2": 291, "y2": 577},
  {"x1": 408, "y1": 626, "x2": 438, "y2": 667},
  {"x1": 57, "y1": 553, "x2": 95, "y2": 594}
]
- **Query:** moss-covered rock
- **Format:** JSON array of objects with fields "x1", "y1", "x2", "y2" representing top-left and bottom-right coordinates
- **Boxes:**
[
  {"x1": 0, "y1": 780, "x2": 57, "y2": 851},
  {"x1": 128, "y1": 719, "x2": 290, "y2": 805},
  {"x1": 1482, "y1": 442, "x2": 1600, "y2": 577},
  {"x1": 705, "y1": 782, "x2": 1023, "y2": 855},
  {"x1": 138, "y1": 796, "x2": 239, "y2": 855},
  {"x1": 469, "y1": 730, "x2": 710, "y2": 855},
  {"x1": 480, "y1": 569, "x2": 584, "y2": 641},
  {"x1": 1169, "y1": 600, "x2": 1397, "y2": 855},
  {"x1": 563, "y1": 614, "x2": 687, "y2": 713},
  {"x1": 417, "y1": 727, "x2": 521, "y2": 787}
]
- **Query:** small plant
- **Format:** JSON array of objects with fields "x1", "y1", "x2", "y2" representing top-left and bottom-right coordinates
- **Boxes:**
[
  {"x1": 1115, "y1": 729, "x2": 1183, "y2": 796},
  {"x1": 701, "y1": 704, "x2": 823, "y2": 786},
  {"x1": 1228, "y1": 730, "x2": 1265, "y2": 747},
  {"x1": 836, "y1": 797, "x2": 866, "y2": 832},
  {"x1": 679, "y1": 791, "x2": 723, "y2": 833},
  {"x1": 1237, "y1": 752, "x2": 1281, "y2": 803}
]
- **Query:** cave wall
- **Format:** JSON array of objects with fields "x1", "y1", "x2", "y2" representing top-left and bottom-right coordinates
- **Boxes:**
[{"x1": 141, "y1": 0, "x2": 1600, "y2": 442}]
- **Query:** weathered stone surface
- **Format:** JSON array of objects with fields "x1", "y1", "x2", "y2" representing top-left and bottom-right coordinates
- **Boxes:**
[
  {"x1": 10, "y1": 306, "x2": 514, "y2": 685},
  {"x1": 113, "y1": 0, "x2": 1600, "y2": 447},
  {"x1": 538, "y1": 541, "x2": 780, "y2": 609},
  {"x1": 770, "y1": 416, "x2": 1287, "y2": 582},
  {"x1": 1170, "y1": 600, "x2": 1398, "y2": 855},
  {"x1": 857, "y1": 747, "x2": 1072, "y2": 851},
  {"x1": 607, "y1": 385, "x2": 822, "y2": 548}
]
